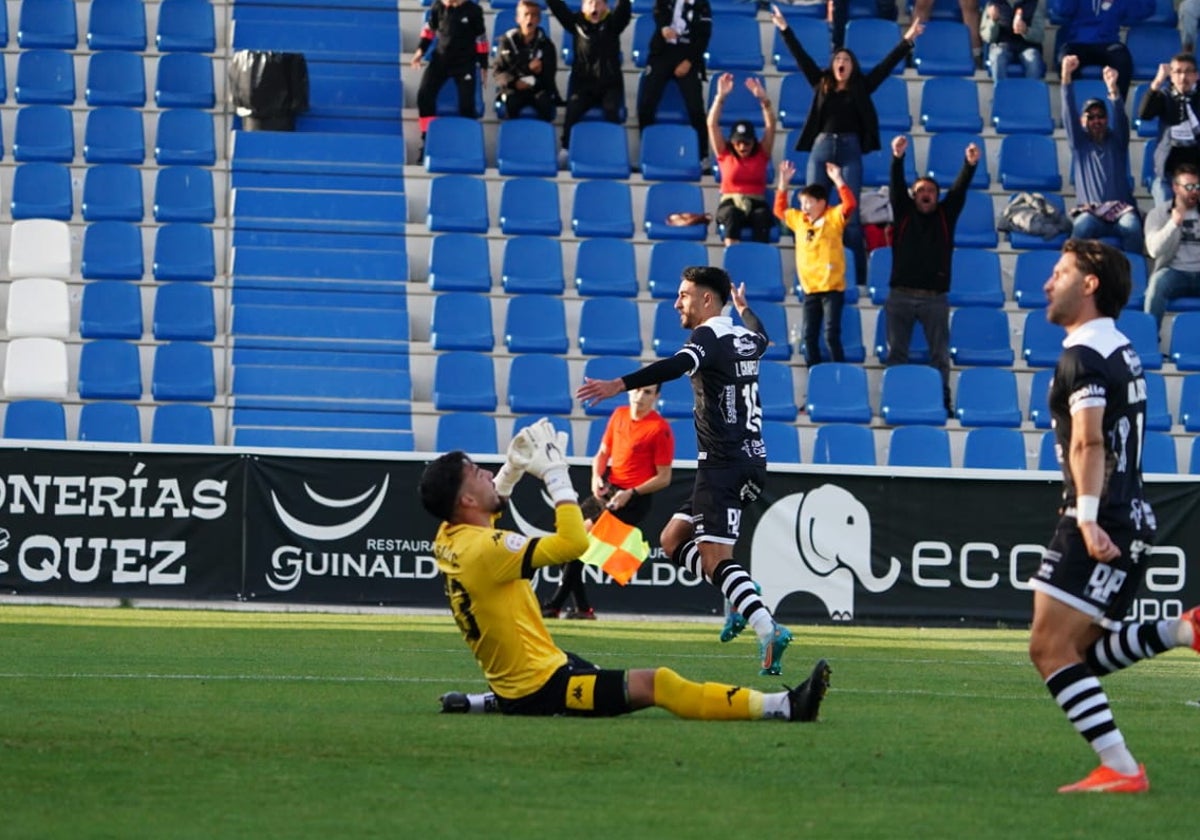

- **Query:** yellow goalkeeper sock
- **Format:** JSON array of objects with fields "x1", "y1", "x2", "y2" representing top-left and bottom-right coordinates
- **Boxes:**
[{"x1": 652, "y1": 667, "x2": 763, "y2": 720}]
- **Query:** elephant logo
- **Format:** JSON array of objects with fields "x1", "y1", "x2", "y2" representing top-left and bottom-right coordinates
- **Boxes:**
[{"x1": 750, "y1": 485, "x2": 900, "y2": 621}]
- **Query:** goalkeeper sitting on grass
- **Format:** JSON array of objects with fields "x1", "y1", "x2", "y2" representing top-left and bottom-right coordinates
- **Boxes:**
[{"x1": 420, "y1": 417, "x2": 831, "y2": 720}]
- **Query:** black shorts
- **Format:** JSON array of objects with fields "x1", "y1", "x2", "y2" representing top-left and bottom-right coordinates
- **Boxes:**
[
  {"x1": 1029, "y1": 517, "x2": 1154, "y2": 629},
  {"x1": 673, "y1": 463, "x2": 766, "y2": 546},
  {"x1": 496, "y1": 652, "x2": 632, "y2": 717}
]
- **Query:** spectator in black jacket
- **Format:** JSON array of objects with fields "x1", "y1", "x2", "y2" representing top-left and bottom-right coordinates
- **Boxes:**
[
  {"x1": 547, "y1": 0, "x2": 633, "y2": 157},
  {"x1": 1139, "y1": 54, "x2": 1200, "y2": 205},
  {"x1": 636, "y1": 0, "x2": 712, "y2": 160},
  {"x1": 411, "y1": 0, "x2": 489, "y2": 157},
  {"x1": 886, "y1": 135, "x2": 979, "y2": 414},
  {"x1": 494, "y1": 0, "x2": 560, "y2": 121}
]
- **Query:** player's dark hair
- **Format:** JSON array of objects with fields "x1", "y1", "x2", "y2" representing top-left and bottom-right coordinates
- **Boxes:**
[
  {"x1": 419, "y1": 450, "x2": 469, "y2": 522},
  {"x1": 799, "y1": 183, "x2": 828, "y2": 202},
  {"x1": 1062, "y1": 238, "x2": 1130, "y2": 319},
  {"x1": 681, "y1": 265, "x2": 732, "y2": 305}
]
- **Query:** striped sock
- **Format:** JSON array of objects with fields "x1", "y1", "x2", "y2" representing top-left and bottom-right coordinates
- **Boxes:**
[
  {"x1": 1085, "y1": 621, "x2": 1173, "y2": 676},
  {"x1": 1045, "y1": 662, "x2": 1138, "y2": 775},
  {"x1": 711, "y1": 559, "x2": 773, "y2": 641}
]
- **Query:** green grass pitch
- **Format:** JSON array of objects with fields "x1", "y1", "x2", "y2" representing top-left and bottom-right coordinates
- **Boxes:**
[{"x1": 0, "y1": 605, "x2": 1194, "y2": 838}]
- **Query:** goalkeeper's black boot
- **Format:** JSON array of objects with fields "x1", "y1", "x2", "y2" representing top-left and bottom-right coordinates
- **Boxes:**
[{"x1": 786, "y1": 659, "x2": 831, "y2": 722}]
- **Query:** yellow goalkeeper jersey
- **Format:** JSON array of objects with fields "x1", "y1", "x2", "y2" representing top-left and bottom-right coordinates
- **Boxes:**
[{"x1": 435, "y1": 504, "x2": 587, "y2": 699}]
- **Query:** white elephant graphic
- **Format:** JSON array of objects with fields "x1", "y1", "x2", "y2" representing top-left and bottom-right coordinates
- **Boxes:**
[{"x1": 750, "y1": 485, "x2": 900, "y2": 621}]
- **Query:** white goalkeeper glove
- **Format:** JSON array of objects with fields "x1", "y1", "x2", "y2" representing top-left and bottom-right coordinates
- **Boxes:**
[
  {"x1": 522, "y1": 418, "x2": 577, "y2": 505},
  {"x1": 493, "y1": 430, "x2": 533, "y2": 497}
]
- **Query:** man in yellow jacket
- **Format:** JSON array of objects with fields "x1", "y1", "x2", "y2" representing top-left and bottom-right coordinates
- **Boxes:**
[{"x1": 775, "y1": 159, "x2": 855, "y2": 366}]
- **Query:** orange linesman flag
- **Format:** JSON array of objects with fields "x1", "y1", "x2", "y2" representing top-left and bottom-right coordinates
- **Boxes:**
[{"x1": 578, "y1": 510, "x2": 650, "y2": 586}]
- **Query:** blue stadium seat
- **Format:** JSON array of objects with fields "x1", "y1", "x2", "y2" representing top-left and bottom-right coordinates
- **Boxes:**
[
  {"x1": 154, "y1": 166, "x2": 214, "y2": 223},
  {"x1": 153, "y1": 342, "x2": 215, "y2": 401},
  {"x1": 880, "y1": 364, "x2": 946, "y2": 425},
  {"x1": 845, "y1": 19, "x2": 905, "y2": 74},
  {"x1": 1027, "y1": 367, "x2": 1053, "y2": 428},
  {"x1": 723, "y1": 242, "x2": 785, "y2": 302},
  {"x1": 866, "y1": 246, "x2": 893, "y2": 304},
  {"x1": 962, "y1": 427, "x2": 1027, "y2": 469},
  {"x1": 5, "y1": 400, "x2": 67, "y2": 440},
  {"x1": 811, "y1": 423, "x2": 876, "y2": 465},
  {"x1": 926, "y1": 132, "x2": 989, "y2": 189},
  {"x1": 1130, "y1": 0, "x2": 1178, "y2": 25},
  {"x1": 1143, "y1": 430, "x2": 1178, "y2": 473},
  {"x1": 424, "y1": 116, "x2": 486, "y2": 174},
  {"x1": 1144, "y1": 371, "x2": 1172, "y2": 431},
  {"x1": 773, "y1": 15, "x2": 830, "y2": 71},
  {"x1": 80, "y1": 280, "x2": 143, "y2": 339},
  {"x1": 763, "y1": 420, "x2": 801, "y2": 463},
  {"x1": 992, "y1": 78, "x2": 1054, "y2": 133},
  {"x1": 152, "y1": 404, "x2": 214, "y2": 445},
  {"x1": 1169, "y1": 312, "x2": 1200, "y2": 369},
  {"x1": 86, "y1": 51, "x2": 146, "y2": 106},
  {"x1": 436, "y1": 413, "x2": 498, "y2": 454},
  {"x1": 1132, "y1": 83, "x2": 1159, "y2": 138},
  {"x1": 862, "y1": 135, "x2": 917, "y2": 186},
  {"x1": 78, "y1": 402, "x2": 141, "y2": 443},
  {"x1": 433, "y1": 351, "x2": 497, "y2": 411},
  {"x1": 652, "y1": 299, "x2": 687, "y2": 357},
  {"x1": 434, "y1": 70, "x2": 484, "y2": 118},
  {"x1": 668, "y1": 419, "x2": 698, "y2": 460},
  {"x1": 648, "y1": 240, "x2": 707, "y2": 298},
  {"x1": 155, "y1": 52, "x2": 215, "y2": 109},
  {"x1": 511, "y1": 415, "x2": 574, "y2": 456},
  {"x1": 156, "y1": 0, "x2": 216, "y2": 52},
  {"x1": 154, "y1": 223, "x2": 215, "y2": 281},
  {"x1": 706, "y1": 72, "x2": 770, "y2": 129},
  {"x1": 504, "y1": 295, "x2": 568, "y2": 353},
  {"x1": 1127, "y1": 25, "x2": 1181, "y2": 80},
  {"x1": 431, "y1": 291, "x2": 493, "y2": 351},
  {"x1": 155, "y1": 109, "x2": 216, "y2": 165},
  {"x1": 705, "y1": 15, "x2": 765, "y2": 70},
  {"x1": 497, "y1": 118, "x2": 557, "y2": 176},
  {"x1": 759, "y1": 361, "x2": 799, "y2": 421},
  {"x1": 630, "y1": 12, "x2": 655, "y2": 66},
  {"x1": 919, "y1": 77, "x2": 982, "y2": 132},
  {"x1": 78, "y1": 339, "x2": 143, "y2": 399},
  {"x1": 887, "y1": 425, "x2": 952, "y2": 467},
  {"x1": 1038, "y1": 429, "x2": 1061, "y2": 470},
  {"x1": 999, "y1": 134, "x2": 1063, "y2": 191},
  {"x1": 427, "y1": 174, "x2": 489, "y2": 233},
  {"x1": 657, "y1": 377, "x2": 694, "y2": 418},
  {"x1": 82, "y1": 220, "x2": 143, "y2": 279},
  {"x1": 1022, "y1": 311, "x2": 1068, "y2": 369},
  {"x1": 153, "y1": 283, "x2": 215, "y2": 341},
  {"x1": 582, "y1": 356, "x2": 637, "y2": 417},
  {"x1": 83, "y1": 107, "x2": 144, "y2": 163},
  {"x1": 88, "y1": 0, "x2": 146, "y2": 50},
  {"x1": 644, "y1": 182, "x2": 708, "y2": 240},
  {"x1": 805, "y1": 362, "x2": 872, "y2": 423},
  {"x1": 568, "y1": 121, "x2": 630, "y2": 178},
  {"x1": 11, "y1": 162, "x2": 72, "y2": 219},
  {"x1": 508, "y1": 353, "x2": 572, "y2": 414},
  {"x1": 1127, "y1": 252, "x2": 1149, "y2": 309},
  {"x1": 1005, "y1": 191, "x2": 1070, "y2": 250},
  {"x1": 955, "y1": 367, "x2": 1022, "y2": 426},
  {"x1": 947, "y1": 249, "x2": 1005, "y2": 307},
  {"x1": 1116, "y1": 308, "x2": 1162, "y2": 370},
  {"x1": 499, "y1": 177, "x2": 561, "y2": 235},
  {"x1": 501, "y1": 236, "x2": 563, "y2": 293},
  {"x1": 1012, "y1": 250, "x2": 1055, "y2": 307},
  {"x1": 778, "y1": 73, "x2": 816, "y2": 129},
  {"x1": 575, "y1": 238, "x2": 638, "y2": 297},
  {"x1": 954, "y1": 190, "x2": 999, "y2": 248},
  {"x1": 741, "y1": 300, "x2": 791, "y2": 361},
  {"x1": 15, "y1": 49, "x2": 75, "y2": 104},
  {"x1": 579, "y1": 297, "x2": 642, "y2": 356},
  {"x1": 82, "y1": 164, "x2": 144, "y2": 221},
  {"x1": 18, "y1": 0, "x2": 77, "y2": 49},
  {"x1": 867, "y1": 75, "x2": 910, "y2": 134},
  {"x1": 572, "y1": 180, "x2": 635, "y2": 238},
  {"x1": 912, "y1": 21, "x2": 974, "y2": 75},
  {"x1": 640, "y1": 124, "x2": 702, "y2": 181},
  {"x1": 428, "y1": 232, "x2": 492, "y2": 291},
  {"x1": 13, "y1": 105, "x2": 73, "y2": 161},
  {"x1": 950, "y1": 307, "x2": 1015, "y2": 365},
  {"x1": 1182, "y1": 375, "x2": 1200, "y2": 432}
]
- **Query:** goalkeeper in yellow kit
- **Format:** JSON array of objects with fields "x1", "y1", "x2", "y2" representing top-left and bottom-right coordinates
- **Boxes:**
[{"x1": 418, "y1": 417, "x2": 830, "y2": 720}]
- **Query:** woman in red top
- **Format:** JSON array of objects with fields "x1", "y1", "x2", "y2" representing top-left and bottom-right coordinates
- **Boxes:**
[
  {"x1": 708, "y1": 72, "x2": 777, "y2": 247},
  {"x1": 541, "y1": 384, "x2": 674, "y2": 619}
]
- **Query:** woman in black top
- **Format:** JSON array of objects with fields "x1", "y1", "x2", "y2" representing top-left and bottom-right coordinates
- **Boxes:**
[{"x1": 771, "y1": 6, "x2": 923, "y2": 285}]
